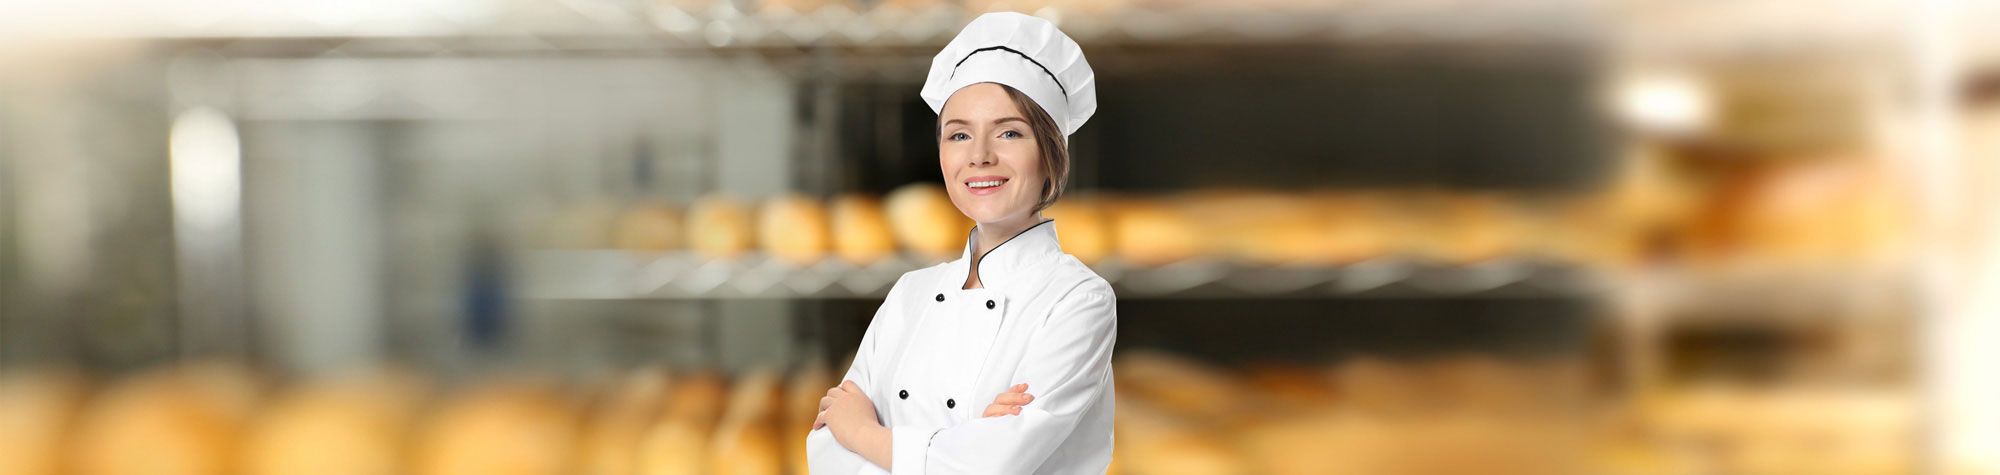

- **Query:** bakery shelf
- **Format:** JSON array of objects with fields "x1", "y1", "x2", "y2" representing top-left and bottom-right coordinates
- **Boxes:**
[
  {"x1": 1619, "y1": 262, "x2": 1919, "y2": 323},
  {"x1": 147, "y1": 2, "x2": 1597, "y2": 57},
  {"x1": 515, "y1": 250, "x2": 1608, "y2": 300}
]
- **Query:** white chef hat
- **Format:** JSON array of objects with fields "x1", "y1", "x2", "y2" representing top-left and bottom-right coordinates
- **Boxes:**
[{"x1": 921, "y1": 12, "x2": 1097, "y2": 137}]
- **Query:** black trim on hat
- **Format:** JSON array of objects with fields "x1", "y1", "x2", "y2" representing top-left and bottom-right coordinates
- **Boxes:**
[{"x1": 949, "y1": 46, "x2": 1068, "y2": 98}]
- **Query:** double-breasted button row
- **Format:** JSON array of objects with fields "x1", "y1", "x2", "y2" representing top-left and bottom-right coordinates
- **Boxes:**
[{"x1": 895, "y1": 389, "x2": 957, "y2": 409}]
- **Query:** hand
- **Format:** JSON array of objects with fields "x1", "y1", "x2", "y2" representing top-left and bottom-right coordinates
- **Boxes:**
[
  {"x1": 814, "y1": 387, "x2": 835, "y2": 430},
  {"x1": 982, "y1": 383, "x2": 1034, "y2": 418},
  {"x1": 818, "y1": 380, "x2": 881, "y2": 445}
]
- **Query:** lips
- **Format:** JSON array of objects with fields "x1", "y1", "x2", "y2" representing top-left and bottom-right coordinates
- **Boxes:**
[{"x1": 964, "y1": 176, "x2": 1009, "y2": 196}]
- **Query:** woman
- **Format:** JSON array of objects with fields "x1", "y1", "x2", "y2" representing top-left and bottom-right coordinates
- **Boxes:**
[{"x1": 805, "y1": 12, "x2": 1115, "y2": 475}]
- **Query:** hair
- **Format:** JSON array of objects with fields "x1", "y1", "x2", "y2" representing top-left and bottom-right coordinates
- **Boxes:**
[{"x1": 939, "y1": 83, "x2": 1070, "y2": 213}]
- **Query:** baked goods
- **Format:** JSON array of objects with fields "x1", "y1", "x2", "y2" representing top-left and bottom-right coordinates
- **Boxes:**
[
  {"x1": 1039, "y1": 195, "x2": 1112, "y2": 264},
  {"x1": 1110, "y1": 398, "x2": 1245, "y2": 475},
  {"x1": 1113, "y1": 351, "x2": 1245, "y2": 424},
  {"x1": 885, "y1": 184, "x2": 972, "y2": 260},
  {"x1": 412, "y1": 380, "x2": 579, "y2": 475},
  {"x1": 637, "y1": 372, "x2": 728, "y2": 475},
  {"x1": 710, "y1": 370, "x2": 784, "y2": 475},
  {"x1": 1107, "y1": 199, "x2": 1201, "y2": 266},
  {"x1": 757, "y1": 195, "x2": 832, "y2": 265},
  {"x1": 784, "y1": 362, "x2": 836, "y2": 475},
  {"x1": 0, "y1": 368, "x2": 88, "y2": 475},
  {"x1": 540, "y1": 201, "x2": 621, "y2": 249},
  {"x1": 243, "y1": 369, "x2": 428, "y2": 475},
  {"x1": 70, "y1": 362, "x2": 263, "y2": 475},
  {"x1": 687, "y1": 195, "x2": 756, "y2": 260},
  {"x1": 612, "y1": 203, "x2": 684, "y2": 252},
  {"x1": 828, "y1": 194, "x2": 898, "y2": 265},
  {"x1": 579, "y1": 369, "x2": 671, "y2": 475}
]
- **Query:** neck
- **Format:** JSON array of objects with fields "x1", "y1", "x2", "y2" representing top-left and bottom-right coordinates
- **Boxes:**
[{"x1": 973, "y1": 212, "x2": 1043, "y2": 260}]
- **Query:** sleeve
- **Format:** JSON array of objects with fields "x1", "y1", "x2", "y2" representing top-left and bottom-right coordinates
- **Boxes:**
[
  {"x1": 898, "y1": 288, "x2": 1117, "y2": 475},
  {"x1": 806, "y1": 276, "x2": 909, "y2": 474}
]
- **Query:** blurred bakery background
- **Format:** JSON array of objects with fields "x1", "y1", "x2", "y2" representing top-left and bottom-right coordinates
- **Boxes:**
[{"x1": 3, "y1": 0, "x2": 1999, "y2": 474}]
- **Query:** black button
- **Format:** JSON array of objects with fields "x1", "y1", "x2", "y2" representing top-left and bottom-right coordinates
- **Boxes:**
[
  {"x1": 946, "y1": 398, "x2": 956, "y2": 409},
  {"x1": 986, "y1": 300, "x2": 996, "y2": 309},
  {"x1": 935, "y1": 293, "x2": 945, "y2": 302},
  {"x1": 898, "y1": 389, "x2": 909, "y2": 400}
]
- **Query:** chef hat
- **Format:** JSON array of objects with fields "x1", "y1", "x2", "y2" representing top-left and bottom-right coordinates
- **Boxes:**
[{"x1": 921, "y1": 12, "x2": 1097, "y2": 137}]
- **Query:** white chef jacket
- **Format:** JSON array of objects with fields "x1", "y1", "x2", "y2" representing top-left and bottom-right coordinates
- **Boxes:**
[{"x1": 807, "y1": 219, "x2": 1117, "y2": 474}]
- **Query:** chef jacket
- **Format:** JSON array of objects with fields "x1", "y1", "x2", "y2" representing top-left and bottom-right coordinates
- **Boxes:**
[{"x1": 807, "y1": 219, "x2": 1117, "y2": 474}]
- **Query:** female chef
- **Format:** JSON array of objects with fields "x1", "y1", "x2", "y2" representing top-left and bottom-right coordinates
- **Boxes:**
[{"x1": 804, "y1": 12, "x2": 1115, "y2": 475}]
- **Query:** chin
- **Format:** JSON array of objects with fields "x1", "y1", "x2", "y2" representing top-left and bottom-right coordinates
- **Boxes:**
[{"x1": 966, "y1": 207, "x2": 1027, "y2": 226}]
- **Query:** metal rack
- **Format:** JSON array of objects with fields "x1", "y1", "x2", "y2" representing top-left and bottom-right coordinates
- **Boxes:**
[{"x1": 517, "y1": 250, "x2": 1610, "y2": 300}]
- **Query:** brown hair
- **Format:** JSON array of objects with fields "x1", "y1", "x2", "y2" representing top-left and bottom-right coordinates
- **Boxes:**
[{"x1": 940, "y1": 83, "x2": 1070, "y2": 213}]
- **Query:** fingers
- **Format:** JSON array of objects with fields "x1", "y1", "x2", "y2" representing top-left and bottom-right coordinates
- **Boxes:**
[
  {"x1": 826, "y1": 386, "x2": 844, "y2": 398},
  {"x1": 819, "y1": 395, "x2": 833, "y2": 412},
  {"x1": 982, "y1": 404, "x2": 1025, "y2": 418},
  {"x1": 813, "y1": 410, "x2": 826, "y2": 430},
  {"x1": 992, "y1": 391, "x2": 1035, "y2": 406},
  {"x1": 839, "y1": 380, "x2": 863, "y2": 394},
  {"x1": 1009, "y1": 383, "x2": 1029, "y2": 393}
]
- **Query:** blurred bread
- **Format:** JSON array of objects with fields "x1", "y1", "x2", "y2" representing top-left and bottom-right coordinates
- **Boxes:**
[
  {"x1": 687, "y1": 195, "x2": 756, "y2": 260},
  {"x1": 885, "y1": 184, "x2": 971, "y2": 260},
  {"x1": 784, "y1": 362, "x2": 836, "y2": 475},
  {"x1": 1239, "y1": 410, "x2": 1362, "y2": 475},
  {"x1": 70, "y1": 361, "x2": 263, "y2": 475},
  {"x1": 1114, "y1": 351, "x2": 1244, "y2": 423},
  {"x1": 1183, "y1": 191, "x2": 1344, "y2": 266},
  {"x1": 829, "y1": 194, "x2": 897, "y2": 265},
  {"x1": 541, "y1": 200, "x2": 621, "y2": 249},
  {"x1": 243, "y1": 368, "x2": 428, "y2": 475},
  {"x1": 710, "y1": 370, "x2": 783, "y2": 475},
  {"x1": 612, "y1": 203, "x2": 684, "y2": 252},
  {"x1": 757, "y1": 194, "x2": 832, "y2": 265},
  {"x1": 579, "y1": 369, "x2": 671, "y2": 475},
  {"x1": 1336, "y1": 357, "x2": 1432, "y2": 416},
  {"x1": 1417, "y1": 194, "x2": 1523, "y2": 264},
  {"x1": 0, "y1": 368, "x2": 88, "y2": 475},
  {"x1": 964, "y1": 0, "x2": 1129, "y2": 16},
  {"x1": 637, "y1": 372, "x2": 728, "y2": 475},
  {"x1": 1111, "y1": 398, "x2": 1245, "y2": 475},
  {"x1": 1734, "y1": 161, "x2": 1908, "y2": 264},
  {"x1": 1039, "y1": 195, "x2": 1111, "y2": 264},
  {"x1": 1243, "y1": 363, "x2": 1338, "y2": 412},
  {"x1": 1108, "y1": 199, "x2": 1202, "y2": 266},
  {"x1": 1308, "y1": 191, "x2": 1398, "y2": 264},
  {"x1": 412, "y1": 380, "x2": 579, "y2": 475}
]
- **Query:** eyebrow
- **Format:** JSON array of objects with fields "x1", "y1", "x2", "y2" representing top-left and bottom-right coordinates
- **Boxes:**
[{"x1": 942, "y1": 117, "x2": 1029, "y2": 128}]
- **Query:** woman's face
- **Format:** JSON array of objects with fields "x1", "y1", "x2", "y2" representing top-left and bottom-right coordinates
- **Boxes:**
[{"x1": 938, "y1": 82, "x2": 1047, "y2": 227}]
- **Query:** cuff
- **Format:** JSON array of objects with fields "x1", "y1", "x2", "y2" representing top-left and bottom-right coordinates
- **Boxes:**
[{"x1": 891, "y1": 425, "x2": 939, "y2": 475}]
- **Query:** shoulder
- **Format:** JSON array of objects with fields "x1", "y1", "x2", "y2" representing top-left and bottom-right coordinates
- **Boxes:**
[
  {"x1": 891, "y1": 260, "x2": 956, "y2": 292},
  {"x1": 1053, "y1": 255, "x2": 1114, "y2": 299},
  {"x1": 1045, "y1": 256, "x2": 1115, "y2": 314}
]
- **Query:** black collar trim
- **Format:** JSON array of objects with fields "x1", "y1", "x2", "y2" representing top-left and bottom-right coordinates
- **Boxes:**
[{"x1": 964, "y1": 218, "x2": 1057, "y2": 285}]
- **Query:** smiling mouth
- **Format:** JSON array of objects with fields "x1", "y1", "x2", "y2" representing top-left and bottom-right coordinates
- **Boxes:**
[{"x1": 968, "y1": 179, "x2": 1008, "y2": 189}]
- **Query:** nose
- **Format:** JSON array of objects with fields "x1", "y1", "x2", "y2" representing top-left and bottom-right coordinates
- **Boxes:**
[{"x1": 968, "y1": 137, "x2": 996, "y2": 167}]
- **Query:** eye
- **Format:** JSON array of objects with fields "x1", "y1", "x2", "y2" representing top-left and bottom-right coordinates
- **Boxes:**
[
  {"x1": 947, "y1": 132, "x2": 970, "y2": 141},
  {"x1": 1000, "y1": 130, "x2": 1023, "y2": 139}
]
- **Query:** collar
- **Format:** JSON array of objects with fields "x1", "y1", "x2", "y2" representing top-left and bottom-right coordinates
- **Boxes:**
[{"x1": 955, "y1": 219, "x2": 1062, "y2": 291}]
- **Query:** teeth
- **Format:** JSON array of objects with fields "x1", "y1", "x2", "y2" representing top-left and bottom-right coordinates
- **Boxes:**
[{"x1": 968, "y1": 180, "x2": 1005, "y2": 188}]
